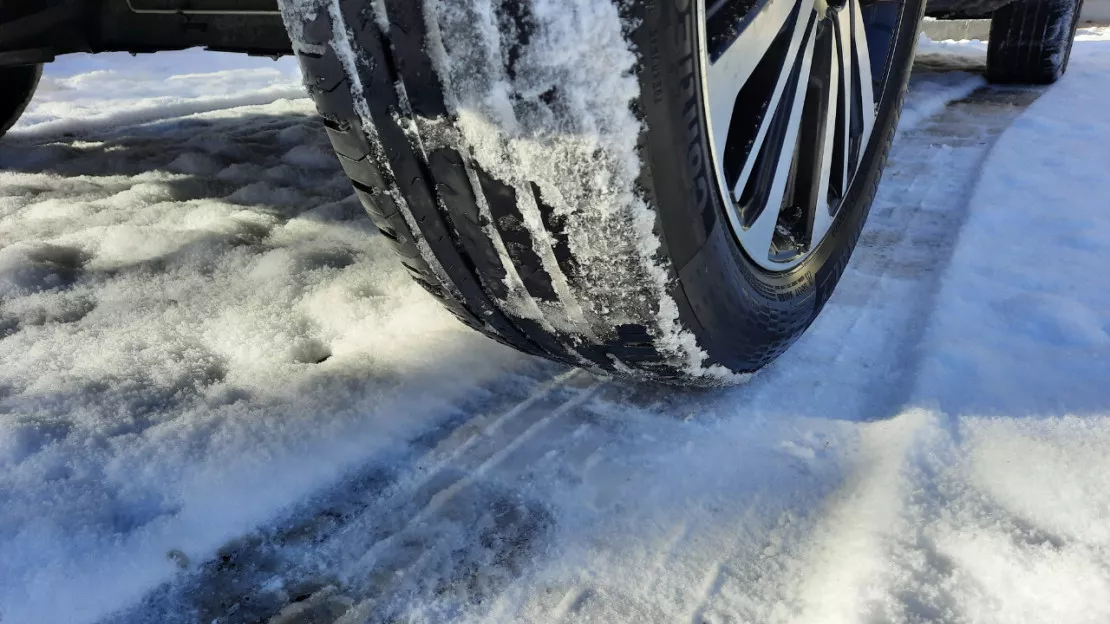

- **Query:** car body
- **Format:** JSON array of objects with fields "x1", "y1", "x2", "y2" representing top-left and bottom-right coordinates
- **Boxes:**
[{"x1": 0, "y1": 0, "x2": 1044, "y2": 68}]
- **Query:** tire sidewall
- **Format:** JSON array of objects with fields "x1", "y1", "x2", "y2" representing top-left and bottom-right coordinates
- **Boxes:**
[{"x1": 630, "y1": 0, "x2": 924, "y2": 371}]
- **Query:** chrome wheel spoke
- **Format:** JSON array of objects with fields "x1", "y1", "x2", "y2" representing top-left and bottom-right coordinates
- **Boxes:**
[
  {"x1": 808, "y1": 21, "x2": 841, "y2": 250},
  {"x1": 725, "y1": 0, "x2": 813, "y2": 202},
  {"x1": 735, "y1": 12, "x2": 817, "y2": 261},
  {"x1": 706, "y1": 0, "x2": 814, "y2": 194},
  {"x1": 831, "y1": 7, "x2": 854, "y2": 200},
  {"x1": 851, "y1": 0, "x2": 876, "y2": 152}
]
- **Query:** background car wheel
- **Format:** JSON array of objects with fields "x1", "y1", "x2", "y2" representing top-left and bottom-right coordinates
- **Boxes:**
[
  {"x1": 0, "y1": 63, "x2": 42, "y2": 139},
  {"x1": 987, "y1": 0, "x2": 1083, "y2": 84},
  {"x1": 278, "y1": 0, "x2": 925, "y2": 385}
]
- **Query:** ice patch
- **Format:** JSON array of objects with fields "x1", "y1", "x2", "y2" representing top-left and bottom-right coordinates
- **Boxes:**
[{"x1": 900, "y1": 40, "x2": 987, "y2": 133}]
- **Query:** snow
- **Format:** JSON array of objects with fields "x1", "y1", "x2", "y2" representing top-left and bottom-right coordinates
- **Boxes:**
[
  {"x1": 10, "y1": 50, "x2": 306, "y2": 140},
  {"x1": 0, "y1": 24, "x2": 1109, "y2": 624},
  {"x1": 899, "y1": 40, "x2": 986, "y2": 132},
  {"x1": 0, "y1": 51, "x2": 531, "y2": 624},
  {"x1": 890, "y1": 40, "x2": 1110, "y2": 621},
  {"x1": 913, "y1": 34, "x2": 1110, "y2": 417}
]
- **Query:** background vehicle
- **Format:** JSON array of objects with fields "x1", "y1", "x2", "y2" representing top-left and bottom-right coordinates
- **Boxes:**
[{"x1": 0, "y1": 0, "x2": 1086, "y2": 384}]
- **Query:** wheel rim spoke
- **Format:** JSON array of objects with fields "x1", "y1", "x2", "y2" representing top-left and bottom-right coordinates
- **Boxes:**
[
  {"x1": 735, "y1": 12, "x2": 817, "y2": 261},
  {"x1": 720, "y1": 0, "x2": 812, "y2": 201},
  {"x1": 699, "y1": 0, "x2": 897, "y2": 270},
  {"x1": 831, "y1": 8, "x2": 854, "y2": 200},
  {"x1": 851, "y1": 0, "x2": 876, "y2": 154},
  {"x1": 706, "y1": 0, "x2": 812, "y2": 176},
  {"x1": 808, "y1": 20, "x2": 841, "y2": 251}
]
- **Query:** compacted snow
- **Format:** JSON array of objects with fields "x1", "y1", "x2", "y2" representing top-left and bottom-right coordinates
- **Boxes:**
[
  {"x1": 1, "y1": 28, "x2": 1109, "y2": 624},
  {"x1": 2, "y1": 51, "x2": 533, "y2": 623}
]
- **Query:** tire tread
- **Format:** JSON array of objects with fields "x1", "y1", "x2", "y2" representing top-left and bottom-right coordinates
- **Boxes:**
[
  {"x1": 290, "y1": 0, "x2": 673, "y2": 374},
  {"x1": 987, "y1": 0, "x2": 1082, "y2": 84}
]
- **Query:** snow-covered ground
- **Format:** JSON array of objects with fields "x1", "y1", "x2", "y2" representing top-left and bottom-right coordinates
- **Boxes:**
[{"x1": 1, "y1": 28, "x2": 1109, "y2": 624}]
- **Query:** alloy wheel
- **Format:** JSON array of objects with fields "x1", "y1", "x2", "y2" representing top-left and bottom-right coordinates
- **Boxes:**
[{"x1": 698, "y1": 0, "x2": 905, "y2": 270}]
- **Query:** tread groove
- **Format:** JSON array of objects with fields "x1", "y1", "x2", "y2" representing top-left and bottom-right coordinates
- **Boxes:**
[
  {"x1": 359, "y1": 1, "x2": 556, "y2": 358},
  {"x1": 476, "y1": 170, "x2": 560, "y2": 304},
  {"x1": 371, "y1": 0, "x2": 608, "y2": 368}
]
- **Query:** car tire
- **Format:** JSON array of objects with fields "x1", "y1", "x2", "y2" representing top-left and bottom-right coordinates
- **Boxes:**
[
  {"x1": 987, "y1": 0, "x2": 1083, "y2": 84},
  {"x1": 0, "y1": 63, "x2": 42, "y2": 139},
  {"x1": 278, "y1": 0, "x2": 924, "y2": 385}
]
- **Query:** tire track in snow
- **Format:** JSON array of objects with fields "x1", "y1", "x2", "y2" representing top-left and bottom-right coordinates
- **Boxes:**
[
  {"x1": 343, "y1": 374, "x2": 603, "y2": 575},
  {"x1": 104, "y1": 365, "x2": 605, "y2": 624},
  {"x1": 782, "y1": 411, "x2": 939, "y2": 623}
]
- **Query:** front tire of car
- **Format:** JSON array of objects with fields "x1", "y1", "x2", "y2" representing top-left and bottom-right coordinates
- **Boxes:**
[{"x1": 278, "y1": 0, "x2": 925, "y2": 385}]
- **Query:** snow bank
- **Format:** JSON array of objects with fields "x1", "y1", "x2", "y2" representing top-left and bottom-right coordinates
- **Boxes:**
[{"x1": 914, "y1": 33, "x2": 1110, "y2": 417}]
